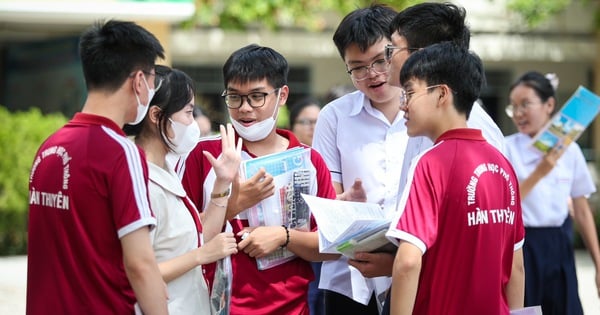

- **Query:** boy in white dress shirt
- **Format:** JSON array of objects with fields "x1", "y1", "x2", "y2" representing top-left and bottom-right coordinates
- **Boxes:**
[{"x1": 313, "y1": 3, "x2": 506, "y2": 314}]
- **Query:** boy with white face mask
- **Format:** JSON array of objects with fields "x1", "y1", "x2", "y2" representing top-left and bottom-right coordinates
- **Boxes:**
[
  {"x1": 124, "y1": 65, "x2": 242, "y2": 315},
  {"x1": 181, "y1": 44, "x2": 338, "y2": 315},
  {"x1": 27, "y1": 20, "x2": 167, "y2": 315}
]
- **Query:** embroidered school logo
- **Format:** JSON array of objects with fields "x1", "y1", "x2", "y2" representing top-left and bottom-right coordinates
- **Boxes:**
[
  {"x1": 29, "y1": 145, "x2": 71, "y2": 210},
  {"x1": 465, "y1": 162, "x2": 517, "y2": 227}
]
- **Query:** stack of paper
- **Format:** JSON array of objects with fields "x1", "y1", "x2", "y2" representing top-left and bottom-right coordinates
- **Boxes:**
[{"x1": 300, "y1": 194, "x2": 395, "y2": 259}]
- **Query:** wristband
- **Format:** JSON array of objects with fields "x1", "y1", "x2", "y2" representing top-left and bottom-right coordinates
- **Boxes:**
[
  {"x1": 210, "y1": 188, "x2": 230, "y2": 199},
  {"x1": 210, "y1": 199, "x2": 227, "y2": 208},
  {"x1": 281, "y1": 225, "x2": 290, "y2": 248}
]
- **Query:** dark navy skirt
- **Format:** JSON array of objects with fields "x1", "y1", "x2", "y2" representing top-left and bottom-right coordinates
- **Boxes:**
[{"x1": 524, "y1": 217, "x2": 583, "y2": 315}]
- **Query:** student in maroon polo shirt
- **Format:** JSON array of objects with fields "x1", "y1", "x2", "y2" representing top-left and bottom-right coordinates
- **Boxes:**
[
  {"x1": 182, "y1": 44, "x2": 338, "y2": 315},
  {"x1": 386, "y1": 42, "x2": 525, "y2": 315},
  {"x1": 27, "y1": 20, "x2": 168, "y2": 315}
]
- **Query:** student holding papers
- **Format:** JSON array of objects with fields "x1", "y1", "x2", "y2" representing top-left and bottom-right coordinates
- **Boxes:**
[
  {"x1": 504, "y1": 71, "x2": 600, "y2": 314},
  {"x1": 301, "y1": 194, "x2": 393, "y2": 259},
  {"x1": 386, "y1": 42, "x2": 525, "y2": 315},
  {"x1": 313, "y1": 4, "x2": 507, "y2": 314},
  {"x1": 181, "y1": 44, "x2": 337, "y2": 315}
]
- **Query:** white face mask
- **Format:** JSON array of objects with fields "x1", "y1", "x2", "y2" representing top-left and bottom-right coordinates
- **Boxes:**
[
  {"x1": 230, "y1": 89, "x2": 281, "y2": 142},
  {"x1": 128, "y1": 75, "x2": 155, "y2": 125},
  {"x1": 167, "y1": 118, "x2": 201, "y2": 156}
]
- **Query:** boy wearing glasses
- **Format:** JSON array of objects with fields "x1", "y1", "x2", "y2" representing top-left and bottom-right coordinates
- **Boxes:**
[
  {"x1": 313, "y1": 3, "x2": 507, "y2": 314},
  {"x1": 386, "y1": 41, "x2": 525, "y2": 315},
  {"x1": 386, "y1": 2, "x2": 506, "y2": 191},
  {"x1": 27, "y1": 20, "x2": 168, "y2": 314},
  {"x1": 312, "y1": 5, "x2": 407, "y2": 313},
  {"x1": 181, "y1": 44, "x2": 337, "y2": 315}
]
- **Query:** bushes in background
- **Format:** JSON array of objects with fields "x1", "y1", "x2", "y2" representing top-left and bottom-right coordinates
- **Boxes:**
[{"x1": 0, "y1": 106, "x2": 67, "y2": 255}]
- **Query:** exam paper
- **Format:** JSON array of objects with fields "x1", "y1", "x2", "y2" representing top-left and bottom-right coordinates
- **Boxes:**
[{"x1": 301, "y1": 194, "x2": 392, "y2": 255}]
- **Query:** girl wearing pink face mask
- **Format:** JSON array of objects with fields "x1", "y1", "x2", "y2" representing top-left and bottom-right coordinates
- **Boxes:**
[
  {"x1": 504, "y1": 71, "x2": 600, "y2": 315},
  {"x1": 124, "y1": 65, "x2": 242, "y2": 315}
]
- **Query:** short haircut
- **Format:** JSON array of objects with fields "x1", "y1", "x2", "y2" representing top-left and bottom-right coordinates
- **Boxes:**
[
  {"x1": 400, "y1": 42, "x2": 484, "y2": 118},
  {"x1": 332, "y1": 4, "x2": 397, "y2": 60},
  {"x1": 389, "y1": 2, "x2": 470, "y2": 50},
  {"x1": 222, "y1": 44, "x2": 288, "y2": 90},
  {"x1": 79, "y1": 20, "x2": 164, "y2": 92}
]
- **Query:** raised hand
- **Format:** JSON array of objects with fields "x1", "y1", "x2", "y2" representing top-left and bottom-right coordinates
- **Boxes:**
[
  {"x1": 535, "y1": 144, "x2": 566, "y2": 178},
  {"x1": 203, "y1": 123, "x2": 243, "y2": 184}
]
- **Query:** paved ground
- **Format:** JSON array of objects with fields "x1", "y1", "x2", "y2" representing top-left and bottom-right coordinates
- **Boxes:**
[{"x1": 1, "y1": 251, "x2": 598, "y2": 314}]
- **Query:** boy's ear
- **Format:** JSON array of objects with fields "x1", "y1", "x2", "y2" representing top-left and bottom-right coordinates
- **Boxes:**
[
  {"x1": 437, "y1": 84, "x2": 456, "y2": 112},
  {"x1": 438, "y1": 84, "x2": 451, "y2": 104},
  {"x1": 278, "y1": 85, "x2": 290, "y2": 106}
]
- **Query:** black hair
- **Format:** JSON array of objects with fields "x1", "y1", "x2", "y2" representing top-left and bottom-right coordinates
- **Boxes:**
[
  {"x1": 333, "y1": 4, "x2": 397, "y2": 60},
  {"x1": 509, "y1": 71, "x2": 556, "y2": 106},
  {"x1": 389, "y1": 2, "x2": 470, "y2": 50},
  {"x1": 400, "y1": 42, "x2": 484, "y2": 118},
  {"x1": 288, "y1": 97, "x2": 320, "y2": 129},
  {"x1": 124, "y1": 65, "x2": 196, "y2": 152},
  {"x1": 222, "y1": 44, "x2": 288, "y2": 90},
  {"x1": 79, "y1": 20, "x2": 164, "y2": 92}
]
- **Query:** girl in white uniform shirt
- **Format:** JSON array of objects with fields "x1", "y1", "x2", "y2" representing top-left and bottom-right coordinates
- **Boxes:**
[
  {"x1": 504, "y1": 71, "x2": 600, "y2": 315},
  {"x1": 124, "y1": 66, "x2": 242, "y2": 314}
]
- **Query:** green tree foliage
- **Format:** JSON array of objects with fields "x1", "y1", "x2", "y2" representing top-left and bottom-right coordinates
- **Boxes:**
[
  {"x1": 0, "y1": 107, "x2": 67, "y2": 255},
  {"x1": 188, "y1": 0, "x2": 419, "y2": 31},
  {"x1": 507, "y1": 0, "x2": 571, "y2": 27}
]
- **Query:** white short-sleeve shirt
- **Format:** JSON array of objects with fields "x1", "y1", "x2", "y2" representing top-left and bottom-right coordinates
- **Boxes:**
[
  {"x1": 313, "y1": 90, "x2": 408, "y2": 304},
  {"x1": 504, "y1": 133, "x2": 595, "y2": 227},
  {"x1": 148, "y1": 162, "x2": 210, "y2": 315}
]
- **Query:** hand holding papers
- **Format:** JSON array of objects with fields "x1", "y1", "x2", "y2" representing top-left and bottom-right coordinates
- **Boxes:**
[
  {"x1": 241, "y1": 147, "x2": 313, "y2": 270},
  {"x1": 531, "y1": 86, "x2": 600, "y2": 153},
  {"x1": 300, "y1": 194, "x2": 395, "y2": 259}
]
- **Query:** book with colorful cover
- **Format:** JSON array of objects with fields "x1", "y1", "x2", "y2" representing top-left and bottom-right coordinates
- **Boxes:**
[
  {"x1": 531, "y1": 85, "x2": 600, "y2": 153},
  {"x1": 240, "y1": 147, "x2": 313, "y2": 270}
]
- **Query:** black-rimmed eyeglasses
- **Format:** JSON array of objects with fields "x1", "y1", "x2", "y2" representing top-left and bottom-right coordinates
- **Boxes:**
[
  {"x1": 221, "y1": 88, "x2": 280, "y2": 109},
  {"x1": 384, "y1": 44, "x2": 419, "y2": 62}
]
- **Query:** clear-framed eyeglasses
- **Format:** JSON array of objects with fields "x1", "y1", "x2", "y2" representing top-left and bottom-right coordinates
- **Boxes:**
[
  {"x1": 384, "y1": 44, "x2": 419, "y2": 63},
  {"x1": 505, "y1": 101, "x2": 540, "y2": 118},
  {"x1": 400, "y1": 84, "x2": 444, "y2": 108},
  {"x1": 347, "y1": 59, "x2": 389, "y2": 81},
  {"x1": 221, "y1": 88, "x2": 280, "y2": 109}
]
